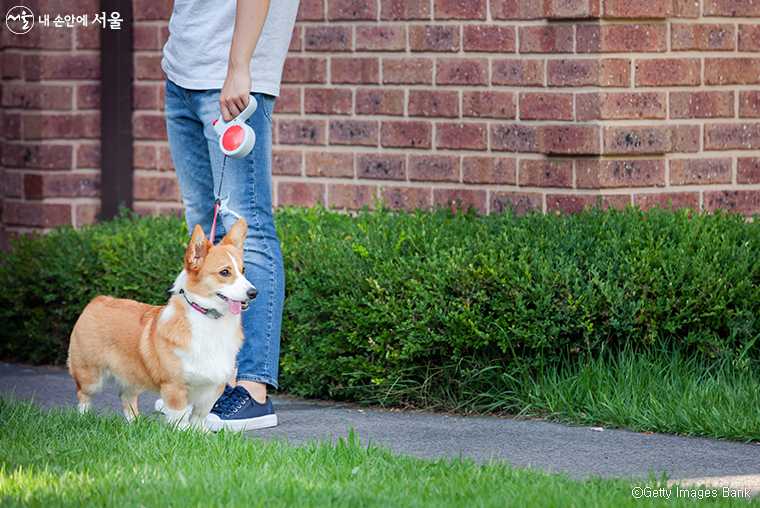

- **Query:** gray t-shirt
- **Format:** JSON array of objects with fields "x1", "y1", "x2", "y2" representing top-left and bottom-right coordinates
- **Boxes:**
[{"x1": 161, "y1": 0, "x2": 299, "y2": 96}]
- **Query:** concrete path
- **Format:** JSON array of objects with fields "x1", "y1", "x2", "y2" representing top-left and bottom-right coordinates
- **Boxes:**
[{"x1": 2, "y1": 362, "x2": 759, "y2": 495}]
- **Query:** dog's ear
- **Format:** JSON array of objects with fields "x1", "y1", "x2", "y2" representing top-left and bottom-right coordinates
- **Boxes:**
[
  {"x1": 186, "y1": 224, "x2": 211, "y2": 271},
  {"x1": 220, "y1": 218, "x2": 247, "y2": 256}
]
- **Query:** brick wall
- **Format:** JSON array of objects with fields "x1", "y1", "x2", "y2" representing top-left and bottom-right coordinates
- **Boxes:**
[{"x1": 2, "y1": 0, "x2": 760, "y2": 248}]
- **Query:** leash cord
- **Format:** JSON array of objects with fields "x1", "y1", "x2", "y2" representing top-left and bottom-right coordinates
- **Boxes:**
[{"x1": 208, "y1": 155, "x2": 227, "y2": 243}]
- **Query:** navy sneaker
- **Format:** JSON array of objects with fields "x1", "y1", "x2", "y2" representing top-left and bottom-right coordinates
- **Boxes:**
[
  {"x1": 211, "y1": 383, "x2": 235, "y2": 410},
  {"x1": 206, "y1": 385, "x2": 278, "y2": 432}
]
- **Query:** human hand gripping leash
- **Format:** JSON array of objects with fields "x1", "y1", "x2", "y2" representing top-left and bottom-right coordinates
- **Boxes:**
[{"x1": 208, "y1": 97, "x2": 258, "y2": 243}]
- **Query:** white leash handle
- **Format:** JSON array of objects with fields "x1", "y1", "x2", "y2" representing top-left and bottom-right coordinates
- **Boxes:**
[{"x1": 212, "y1": 97, "x2": 257, "y2": 159}]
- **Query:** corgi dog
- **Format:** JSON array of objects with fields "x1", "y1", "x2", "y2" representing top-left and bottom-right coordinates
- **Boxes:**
[{"x1": 67, "y1": 219, "x2": 257, "y2": 432}]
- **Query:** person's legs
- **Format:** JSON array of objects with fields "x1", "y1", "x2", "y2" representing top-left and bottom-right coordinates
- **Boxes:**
[{"x1": 165, "y1": 80, "x2": 284, "y2": 427}]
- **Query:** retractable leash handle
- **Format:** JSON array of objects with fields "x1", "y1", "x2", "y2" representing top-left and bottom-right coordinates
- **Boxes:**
[{"x1": 213, "y1": 96, "x2": 257, "y2": 159}]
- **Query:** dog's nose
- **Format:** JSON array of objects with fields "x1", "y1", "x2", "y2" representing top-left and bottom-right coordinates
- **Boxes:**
[{"x1": 247, "y1": 287, "x2": 259, "y2": 300}]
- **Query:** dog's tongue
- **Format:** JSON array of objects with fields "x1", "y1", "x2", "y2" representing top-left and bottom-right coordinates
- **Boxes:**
[{"x1": 228, "y1": 299, "x2": 242, "y2": 315}]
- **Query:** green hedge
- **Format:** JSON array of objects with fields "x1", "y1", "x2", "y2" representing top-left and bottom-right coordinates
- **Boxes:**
[{"x1": 1, "y1": 206, "x2": 759, "y2": 409}]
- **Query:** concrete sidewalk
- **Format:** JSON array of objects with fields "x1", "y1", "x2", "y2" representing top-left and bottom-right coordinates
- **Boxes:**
[{"x1": 2, "y1": 361, "x2": 759, "y2": 494}]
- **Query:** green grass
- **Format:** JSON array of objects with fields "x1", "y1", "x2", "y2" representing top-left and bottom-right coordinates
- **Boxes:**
[
  {"x1": 362, "y1": 345, "x2": 760, "y2": 443},
  {"x1": 0, "y1": 398, "x2": 756, "y2": 507}
]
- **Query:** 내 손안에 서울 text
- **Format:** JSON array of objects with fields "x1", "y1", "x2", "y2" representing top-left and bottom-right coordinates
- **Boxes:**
[
  {"x1": 5, "y1": 6, "x2": 123, "y2": 35},
  {"x1": 631, "y1": 486, "x2": 752, "y2": 499}
]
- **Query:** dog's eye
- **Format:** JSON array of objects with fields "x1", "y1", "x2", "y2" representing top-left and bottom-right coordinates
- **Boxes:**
[{"x1": 220, "y1": 269, "x2": 231, "y2": 277}]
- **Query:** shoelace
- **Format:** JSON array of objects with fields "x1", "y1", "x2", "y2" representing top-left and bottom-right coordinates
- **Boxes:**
[
  {"x1": 215, "y1": 386, "x2": 250, "y2": 417},
  {"x1": 212, "y1": 384, "x2": 234, "y2": 410}
]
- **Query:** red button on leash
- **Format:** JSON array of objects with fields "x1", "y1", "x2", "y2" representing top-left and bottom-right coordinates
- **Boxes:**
[{"x1": 222, "y1": 125, "x2": 246, "y2": 153}]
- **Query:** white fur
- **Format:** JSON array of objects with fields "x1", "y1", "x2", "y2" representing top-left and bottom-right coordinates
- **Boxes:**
[
  {"x1": 159, "y1": 303, "x2": 175, "y2": 323},
  {"x1": 78, "y1": 402, "x2": 91, "y2": 414}
]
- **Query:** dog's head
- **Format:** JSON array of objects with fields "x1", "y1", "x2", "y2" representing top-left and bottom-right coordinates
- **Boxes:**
[{"x1": 183, "y1": 219, "x2": 258, "y2": 315}]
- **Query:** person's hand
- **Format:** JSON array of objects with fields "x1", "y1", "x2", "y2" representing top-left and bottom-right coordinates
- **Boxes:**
[{"x1": 219, "y1": 66, "x2": 252, "y2": 121}]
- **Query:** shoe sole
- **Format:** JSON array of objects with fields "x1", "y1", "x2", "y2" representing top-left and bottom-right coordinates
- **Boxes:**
[{"x1": 207, "y1": 413, "x2": 278, "y2": 432}]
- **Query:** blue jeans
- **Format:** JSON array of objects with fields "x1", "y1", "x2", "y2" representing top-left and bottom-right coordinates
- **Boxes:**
[{"x1": 165, "y1": 79, "x2": 284, "y2": 389}]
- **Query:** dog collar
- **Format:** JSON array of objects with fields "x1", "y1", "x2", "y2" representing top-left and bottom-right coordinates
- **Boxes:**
[{"x1": 179, "y1": 289, "x2": 223, "y2": 319}]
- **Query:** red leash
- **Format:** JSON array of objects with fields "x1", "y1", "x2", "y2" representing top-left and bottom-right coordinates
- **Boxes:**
[{"x1": 208, "y1": 155, "x2": 227, "y2": 243}]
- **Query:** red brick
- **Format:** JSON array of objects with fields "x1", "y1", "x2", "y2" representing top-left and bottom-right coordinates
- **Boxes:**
[
  {"x1": 158, "y1": 147, "x2": 174, "y2": 172},
  {"x1": 670, "y1": 91, "x2": 734, "y2": 119},
  {"x1": 304, "y1": 88, "x2": 352, "y2": 115},
  {"x1": 24, "y1": 173, "x2": 100, "y2": 198},
  {"x1": 576, "y1": 24, "x2": 602, "y2": 53},
  {"x1": 588, "y1": 92, "x2": 666, "y2": 120},
  {"x1": 356, "y1": 25, "x2": 406, "y2": 51},
  {"x1": 2, "y1": 84, "x2": 73, "y2": 109},
  {"x1": 601, "y1": 58, "x2": 631, "y2": 87},
  {"x1": 491, "y1": 191, "x2": 542, "y2": 215},
  {"x1": 134, "y1": 175, "x2": 181, "y2": 201},
  {"x1": 355, "y1": 89, "x2": 405, "y2": 116},
  {"x1": 133, "y1": 85, "x2": 158, "y2": 110},
  {"x1": 671, "y1": 23, "x2": 736, "y2": 51},
  {"x1": 75, "y1": 204, "x2": 101, "y2": 227},
  {"x1": 2, "y1": 202, "x2": 72, "y2": 228},
  {"x1": 290, "y1": 26, "x2": 303, "y2": 51},
  {"x1": 738, "y1": 157, "x2": 760, "y2": 183},
  {"x1": 519, "y1": 160, "x2": 573, "y2": 188},
  {"x1": 490, "y1": 0, "x2": 544, "y2": 19},
  {"x1": 576, "y1": 160, "x2": 601, "y2": 188},
  {"x1": 705, "y1": 191, "x2": 760, "y2": 215},
  {"x1": 492, "y1": 59, "x2": 545, "y2": 87},
  {"x1": 704, "y1": 0, "x2": 760, "y2": 16},
  {"x1": 298, "y1": 0, "x2": 325, "y2": 20},
  {"x1": 462, "y1": 156, "x2": 517, "y2": 184},
  {"x1": 329, "y1": 184, "x2": 378, "y2": 210},
  {"x1": 135, "y1": 55, "x2": 165, "y2": 80},
  {"x1": 704, "y1": 123, "x2": 760, "y2": 150},
  {"x1": 409, "y1": 25, "x2": 460, "y2": 52},
  {"x1": 545, "y1": 0, "x2": 600, "y2": 18},
  {"x1": 634, "y1": 192, "x2": 699, "y2": 211},
  {"x1": 740, "y1": 91, "x2": 760, "y2": 118},
  {"x1": 603, "y1": 126, "x2": 670, "y2": 155},
  {"x1": 133, "y1": 145, "x2": 157, "y2": 170},
  {"x1": 491, "y1": 124, "x2": 541, "y2": 153},
  {"x1": 463, "y1": 25, "x2": 516, "y2": 52},
  {"x1": 331, "y1": 58, "x2": 379, "y2": 84},
  {"x1": 738, "y1": 24, "x2": 760, "y2": 51},
  {"x1": 272, "y1": 150, "x2": 303, "y2": 176},
  {"x1": 463, "y1": 91, "x2": 516, "y2": 119},
  {"x1": 436, "y1": 122, "x2": 488, "y2": 150},
  {"x1": 673, "y1": 0, "x2": 700, "y2": 17},
  {"x1": 381, "y1": 0, "x2": 431, "y2": 19},
  {"x1": 381, "y1": 186, "x2": 432, "y2": 211},
  {"x1": 434, "y1": 189, "x2": 487, "y2": 214},
  {"x1": 671, "y1": 125, "x2": 700, "y2": 153},
  {"x1": 547, "y1": 59, "x2": 599, "y2": 87},
  {"x1": 133, "y1": 114, "x2": 167, "y2": 140},
  {"x1": 436, "y1": 58, "x2": 489, "y2": 86},
  {"x1": 306, "y1": 151, "x2": 354, "y2": 178},
  {"x1": 382, "y1": 58, "x2": 434, "y2": 84},
  {"x1": 542, "y1": 125, "x2": 601, "y2": 155},
  {"x1": 670, "y1": 158, "x2": 732, "y2": 185},
  {"x1": 135, "y1": 0, "x2": 173, "y2": 19},
  {"x1": 274, "y1": 88, "x2": 301, "y2": 114},
  {"x1": 602, "y1": 0, "x2": 672, "y2": 18},
  {"x1": 1, "y1": 171, "x2": 23, "y2": 198},
  {"x1": 76, "y1": 24, "x2": 99, "y2": 50},
  {"x1": 3, "y1": 114, "x2": 21, "y2": 139},
  {"x1": 381, "y1": 121, "x2": 432, "y2": 149},
  {"x1": 328, "y1": 0, "x2": 378, "y2": 20},
  {"x1": 705, "y1": 58, "x2": 760, "y2": 85},
  {"x1": 601, "y1": 24, "x2": 667, "y2": 53},
  {"x1": 329, "y1": 120, "x2": 378, "y2": 146},
  {"x1": 601, "y1": 160, "x2": 665, "y2": 188},
  {"x1": 2, "y1": 143, "x2": 73, "y2": 169},
  {"x1": 546, "y1": 194, "x2": 603, "y2": 214},
  {"x1": 304, "y1": 26, "x2": 352, "y2": 52},
  {"x1": 281, "y1": 57, "x2": 327, "y2": 84},
  {"x1": 519, "y1": 26, "x2": 574, "y2": 53},
  {"x1": 24, "y1": 113, "x2": 99, "y2": 140},
  {"x1": 635, "y1": 58, "x2": 701, "y2": 87},
  {"x1": 357, "y1": 154, "x2": 406, "y2": 180},
  {"x1": 434, "y1": 0, "x2": 487, "y2": 19},
  {"x1": 408, "y1": 90, "x2": 459, "y2": 118},
  {"x1": 278, "y1": 182, "x2": 326, "y2": 207},
  {"x1": 133, "y1": 25, "x2": 158, "y2": 50},
  {"x1": 278, "y1": 119, "x2": 327, "y2": 145},
  {"x1": 519, "y1": 93, "x2": 573, "y2": 120},
  {"x1": 409, "y1": 155, "x2": 460, "y2": 181}
]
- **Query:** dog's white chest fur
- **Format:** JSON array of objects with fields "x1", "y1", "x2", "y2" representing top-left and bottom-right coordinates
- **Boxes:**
[{"x1": 173, "y1": 309, "x2": 241, "y2": 388}]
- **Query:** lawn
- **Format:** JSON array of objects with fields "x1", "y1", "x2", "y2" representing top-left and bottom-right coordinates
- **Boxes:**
[{"x1": 0, "y1": 397, "x2": 755, "y2": 507}]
